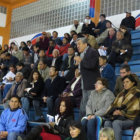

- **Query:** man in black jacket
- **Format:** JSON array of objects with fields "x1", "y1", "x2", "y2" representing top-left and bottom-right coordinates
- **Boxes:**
[
  {"x1": 42, "y1": 66, "x2": 66, "y2": 115},
  {"x1": 120, "y1": 11, "x2": 135, "y2": 30},
  {"x1": 74, "y1": 38, "x2": 100, "y2": 118}
]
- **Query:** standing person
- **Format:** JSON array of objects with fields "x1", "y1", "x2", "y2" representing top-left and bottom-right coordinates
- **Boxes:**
[
  {"x1": 0, "y1": 96, "x2": 28, "y2": 140},
  {"x1": 74, "y1": 38, "x2": 100, "y2": 118}
]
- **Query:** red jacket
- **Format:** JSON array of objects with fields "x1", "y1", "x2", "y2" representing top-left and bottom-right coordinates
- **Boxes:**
[{"x1": 59, "y1": 43, "x2": 70, "y2": 56}]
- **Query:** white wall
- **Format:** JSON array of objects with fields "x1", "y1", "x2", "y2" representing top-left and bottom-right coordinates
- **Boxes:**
[
  {"x1": 0, "y1": 36, "x2": 3, "y2": 46},
  {"x1": 10, "y1": 10, "x2": 140, "y2": 46},
  {"x1": 0, "y1": 13, "x2": 6, "y2": 27}
]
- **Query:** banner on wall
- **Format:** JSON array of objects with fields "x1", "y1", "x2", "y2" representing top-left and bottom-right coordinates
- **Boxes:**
[
  {"x1": 135, "y1": 13, "x2": 140, "y2": 30},
  {"x1": 31, "y1": 33, "x2": 42, "y2": 45},
  {"x1": 89, "y1": 0, "x2": 95, "y2": 18}
]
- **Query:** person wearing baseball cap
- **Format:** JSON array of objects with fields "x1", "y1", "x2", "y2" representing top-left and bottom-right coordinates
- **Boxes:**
[{"x1": 120, "y1": 10, "x2": 135, "y2": 30}]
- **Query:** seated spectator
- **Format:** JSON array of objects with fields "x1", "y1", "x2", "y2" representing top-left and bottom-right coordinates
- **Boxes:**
[
  {"x1": 82, "y1": 30, "x2": 99, "y2": 49},
  {"x1": 37, "y1": 32, "x2": 49, "y2": 51},
  {"x1": 94, "y1": 14, "x2": 107, "y2": 36},
  {"x1": 19, "y1": 41, "x2": 27, "y2": 50},
  {"x1": 22, "y1": 47, "x2": 33, "y2": 68},
  {"x1": 0, "y1": 96, "x2": 28, "y2": 140},
  {"x1": 42, "y1": 66, "x2": 66, "y2": 115},
  {"x1": 23, "y1": 98, "x2": 74, "y2": 140},
  {"x1": 46, "y1": 32, "x2": 52, "y2": 40},
  {"x1": 70, "y1": 33, "x2": 78, "y2": 53},
  {"x1": 52, "y1": 31, "x2": 62, "y2": 46},
  {"x1": 61, "y1": 68, "x2": 82, "y2": 108},
  {"x1": 70, "y1": 19, "x2": 82, "y2": 34},
  {"x1": 34, "y1": 49, "x2": 48, "y2": 69},
  {"x1": 60, "y1": 46, "x2": 75, "y2": 82},
  {"x1": 104, "y1": 75, "x2": 140, "y2": 140},
  {"x1": 65, "y1": 121, "x2": 87, "y2": 140},
  {"x1": 31, "y1": 44, "x2": 40, "y2": 69},
  {"x1": 12, "y1": 44, "x2": 23, "y2": 61},
  {"x1": 27, "y1": 40, "x2": 33, "y2": 51},
  {"x1": 120, "y1": 11, "x2": 135, "y2": 31},
  {"x1": 114, "y1": 64, "x2": 140, "y2": 96},
  {"x1": 120, "y1": 25, "x2": 131, "y2": 43},
  {"x1": 46, "y1": 40, "x2": 59, "y2": 58},
  {"x1": 4, "y1": 53, "x2": 19, "y2": 70},
  {"x1": 1, "y1": 64, "x2": 16, "y2": 85},
  {"x1": 133, "y1": 127, "x2": 140, "y2": 140},
  {"x1": 38, "y1": 59, "x2": 50, "y2": 81},
  {"x1": 100, "y1": 27, "x2": 116, "y2": 55},
  {"x1": 96, "y1": 20, "x2": 112, "y2": 45},
  {"x1": 99, "y1": 56, "x2": 116, "y2": 92},
  {"x1": 3, "y1": 44, "x2": 9, "y2": 53},
  {"x1": 9, "y1": 42, "x2": 16, "y2": 54},
  {"x1": 3, "y1": 72, "x2": 27, "y2": 109},
  {"x1": 70, "y1": 30, "x2": 77, "y2": 38},
  {"x1": 59, "y1": 37, "x2": 70, "y2": 57},
  {"x1": 99, "y1": 127, "x2": 115, "y2": 140},
  {"x1": 64, "y1": 33, "x2": 72, "y2": 43},
  {"x1": 108, "y1": 30, "x2": 132, "y2": 67},
  {"x1": 82, "y1": 16, "x2": 96, "y2": 36},
  {"x1": 16, "y1": 62, "x2": 31, "y2": 79},
  {"x1": 21, "y1": 70, "x2": 44, "y2": 121},
  {"x1": 48, "y1": 49, "x2": 62, "y2": 71},
  {"x1": 82, "y1": 78, "x2": 115, "y2": 140}
]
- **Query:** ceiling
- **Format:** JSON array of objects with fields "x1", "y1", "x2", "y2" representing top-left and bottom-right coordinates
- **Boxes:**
[{"x1": 0, "y1": 0, "x2": 38, "y2": 8}]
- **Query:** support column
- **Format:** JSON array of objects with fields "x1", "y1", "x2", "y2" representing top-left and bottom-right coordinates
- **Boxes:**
[{"x1": 0, "y1": 5, "x2": 12, "y2": 47}]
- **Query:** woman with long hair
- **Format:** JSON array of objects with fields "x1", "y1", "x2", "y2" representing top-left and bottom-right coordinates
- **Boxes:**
[
  {"x1": 65, "y1": 121, "x2": 87, "y2": 140},
  {"x1": 21, "y1": 70, "x2": 44, "y2": 121}
]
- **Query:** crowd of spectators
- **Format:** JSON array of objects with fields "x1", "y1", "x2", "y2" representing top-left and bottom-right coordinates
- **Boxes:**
[{"x1": 0, "y1": 11, "x2": 139, "y2": 140}]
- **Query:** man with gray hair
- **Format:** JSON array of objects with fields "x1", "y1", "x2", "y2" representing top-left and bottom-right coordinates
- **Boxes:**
[
  {"x1": 74, "y1": 37, "x2": 100, "y2": 118},
  {"x1": 2, "y1": 72, "x2": 27, "y2": 108}
]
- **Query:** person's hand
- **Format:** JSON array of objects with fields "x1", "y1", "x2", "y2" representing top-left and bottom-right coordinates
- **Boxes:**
[
  {"x1": 87, "y1": 115, "x2": 95, "y2": 120},
  {"x1": 94, "y1": 29, "x2": 100, "y2": 33},
  {"x1": 2, "y1": 98, "x2": 7, "y2": 104},
  {"x1": 74, "y1": 56, "x2": 82, "y2": 65},
  {"x1": 49, "y1": 122, "x2": 55, "y2": 128},
  {"x1": 31, "y1": 64, "x2": 34, "y2": 69},
  {"x1": 24, "y1": 88, "x2": 27, "y2": 92},
  {"x1": 120, "y1": 49, "x2": 126, "y2": 54},
  {"x1": 30, "y1": 92, "x2": 37, "y2": 96},
  {"x1": 8, "y1": 77, "x2": 13, "y2": 81},
  {"x1": 103, "y1": 47, "x2": 107, "y2": 50},
  {"x1": 113, "y1": 110, "x2": 123, "y2": 116},
  {"x1": 61, "y1": 71, "x2": 64, "y2": 76},
  {"x1": 61, "y1": 92, "x2": 70, "y2": 97},
  {"x1": 0, "y1": 131, "x2": 8, "y2": 138},
  {"x1": 43, "y1": 96, "x2": 47, "y2": 103}
]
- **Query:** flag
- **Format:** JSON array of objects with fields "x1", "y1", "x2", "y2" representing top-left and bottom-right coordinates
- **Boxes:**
[
  {"x1": 89, "y1": 0, "x2": 95, "y2": 18},
  {"x1": 31, "y1": 33, "x2": 42, "y2": 45},
  {"x1": 135, "y1": 13, "x2": 140, "y2": 29}
]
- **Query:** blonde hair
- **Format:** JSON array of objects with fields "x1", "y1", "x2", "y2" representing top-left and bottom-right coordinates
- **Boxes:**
[
  {"x1": 134, "y1": 127, "x2": 140, "y2": 135},
  {"x1": 100, "y1": 127, "x2": 115, "y2": 140}
]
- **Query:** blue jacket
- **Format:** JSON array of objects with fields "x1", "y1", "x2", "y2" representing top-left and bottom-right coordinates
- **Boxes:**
[
  {"x1": 101, "y1": 64, "x2": 116, "y2": 92},
  {"x1": 0, "y1": 108, "x2": 28, "y2": 133}
]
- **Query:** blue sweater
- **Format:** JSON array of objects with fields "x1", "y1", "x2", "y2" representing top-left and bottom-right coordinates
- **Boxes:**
[{"x1": 0, "y1": 108, "x2": 28, "y2": 133}]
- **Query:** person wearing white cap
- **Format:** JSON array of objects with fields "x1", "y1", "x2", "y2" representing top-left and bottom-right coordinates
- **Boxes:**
[{"x1": 70, "y1": 19, "x2": 82, "y2": 34}]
